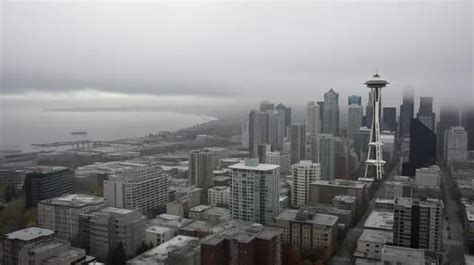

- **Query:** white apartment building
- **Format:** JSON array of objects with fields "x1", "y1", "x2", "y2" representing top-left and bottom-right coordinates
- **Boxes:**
[
  {"x1": 207, "y1": 186, "x2": 230, "y2": 207},
  {"x1": 393, "y1": 197, "x2": 443, "y2": 252},
  {"x1": 38, "y1": 194, "x2": 105, "y2": 241},
  {"x1": 103, "y1": 162, "x2": 169, "y2": 215},
  {"x1": 273, "y1": 208, "x2": 338, "y2": 254},
  {"x1": 229, "y1": 159, "x2": 280, "y2": 225},
  {"x1": 266, "y1": 151, "x2": 291, "y2": 175},
  {"x1": 445, "y1": 126, "x2": 468, "y2": 164},
  {"x1": 291, "y1": 160, "x2": 321, "y2": 207}
]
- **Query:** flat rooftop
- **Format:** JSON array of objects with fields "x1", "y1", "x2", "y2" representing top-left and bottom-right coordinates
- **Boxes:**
[
  {"x1": 189, "y1": 205, "x2": 212, "y2": 212},
  {"x1": 127, "y1": 236, "x2": 199, "y2": 264},
  {"x1": 229, "y1": 161, "x2": 279, "y2": 171},
  {"x1": 358, "y1": 228, "x2": 393, "y2": 244},
  {"x1": 6, "y1": 227, "x2": 55, "y2": 241},
  {"x1": 382, "y1": 245, "x2": 425, "y2": 261},
  {"x1": 274, "y1": 209, "x2": 339, "y2": 226},
  {"x1": 395, "y1": 197, "x2": 444, "y2": 208},
  {"x1": 364, "y1": 210, "x2": 394, "y2": 231},
  {"x1": 40, "y1": 194, "x2": 105, "y2": 207},
  {"x1": 208, "y1": 186, "x2": 229, "y2": 192},
  {"x1": 311, "y1": 179, "x2": 366, "y2": 189},
  {"x1": 146, "y1": 226, "x2": 172, "y2": 234},
  {"x1": 101, "y1": 207, "x2": 135, "y2": 215}
]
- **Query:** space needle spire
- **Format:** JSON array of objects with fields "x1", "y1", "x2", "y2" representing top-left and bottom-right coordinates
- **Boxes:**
[{"x1": 364, "y1": 72, "x2": 389, "y2": 179}]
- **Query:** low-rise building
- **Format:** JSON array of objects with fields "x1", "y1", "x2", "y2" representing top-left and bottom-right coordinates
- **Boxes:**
[
  {"x1": 18, "y1": 238, "x2": 87, "y2": 265},
  {"x1": 309, "y1": 179, "x2": 366, "y2": 215},
  {"x1": 354, "y1": 229, "x2": 393, "y2": 260},
  {"x1": 127, "y1": 235, "x2": 201, "y2": 265},
  {"x1": 380, "y1": 245, "x2": 432, "y2": 265},
  {"x1": 273, "y1": 207, "x2": 338, "y2": 253},
  {"x1": 201, "y1": 221, "x2": 281, "y2": 265},
  {"x1": 38, "y1": 194, "x2": 105, "y2": 241},
  {"x1": 1, "y1": 227, "x2": 56, "y2": 265},
  {"x1": 415, "y1": 165, "x2": 441, "y2": 188},
  {"x1": 79, "y1": 207, "x2": 145, "y2": 262},
  {"x1": 364, "y1": 210, "x2": 394, "y2": 232},
  {"x1": 145, "y1": 226, "x2": 175, "y2": 247}
]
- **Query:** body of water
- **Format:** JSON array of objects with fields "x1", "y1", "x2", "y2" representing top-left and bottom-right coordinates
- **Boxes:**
[{"x1": 0, "y1": 109, "x2": 215, "y2": 152}]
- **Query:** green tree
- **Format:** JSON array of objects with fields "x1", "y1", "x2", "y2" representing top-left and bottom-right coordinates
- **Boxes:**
[{"x1": 107, "y1": 241, "x2": 126, "y2": 265}]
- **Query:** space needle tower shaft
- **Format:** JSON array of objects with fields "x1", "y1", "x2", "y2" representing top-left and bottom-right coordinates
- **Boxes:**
[{"x1": 364, "y1": 73, "x2": 389, "y2": 179}]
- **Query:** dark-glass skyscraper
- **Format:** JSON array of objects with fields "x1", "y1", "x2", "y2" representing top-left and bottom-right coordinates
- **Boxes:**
[
  {"x1": 259, "y1": 101, "x2": 274, "y2": 112},
  {"x1": 410, "y1": 118, "x2": 437, "y2": 169},
  {"x1": 248, "y1": 110, "x2": 271, "y2": 157},
  {"x1": 399, "y1": 89, "x2": 414, "y2": 137},
  {"x1": 365, "y1": 91, "x2": 373, "y2": 128},
  {"x1": 322, "y1": 89, "x2": 339, "y2": 136},
  {"x1": 417, "y1": 97, "x2": 435, "y2": 131},
  {"x1": 383, "y1": 107, "x2": 397, "y2": 132},
  {"x1": 348, "y1": 95, "x2": 362, "y2": 106}
]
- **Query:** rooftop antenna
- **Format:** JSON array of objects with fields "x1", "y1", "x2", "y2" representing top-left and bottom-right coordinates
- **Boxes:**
[{"x1": 374, "y1": 67, "x2": 380, "y2": 78}]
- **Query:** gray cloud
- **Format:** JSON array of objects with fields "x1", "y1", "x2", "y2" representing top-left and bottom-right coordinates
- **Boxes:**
[{"x1": 1, "y1": 1, "x2": 472, "y2": 107}]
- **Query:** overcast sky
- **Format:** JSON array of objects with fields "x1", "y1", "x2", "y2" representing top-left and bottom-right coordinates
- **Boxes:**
[{"x1": 1, "y1": 0, "x2": 473, "y2": 110}]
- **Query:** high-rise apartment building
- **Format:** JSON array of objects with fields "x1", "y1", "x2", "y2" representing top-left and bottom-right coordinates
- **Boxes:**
[
  {"x1": 79, "y1": 207, "x2": 145, "y2": 261},
  {"x1": 189, "y1": 149, "x2": 214, "y2": 203},
  {"x1": 322, "y1": 89, "x2": 340, "y2": 136},
  {"x1": 25, "y1": 166, "x2": 74, "y2": 208},
  {"x1": 291, "y1": 160, "x2": 320, "y2": 207},
  {"x1": 288, "y1": 123, "x2": 306, "y2": 164},
  {"x1": 348, "y1": 102, "x2": 363, "y2": 141},
  {"x1": 393, "y1": 197, "x2": 443, "y2": 252},
  {"x1": 444, "y1": 126, "x2": 468, "y2": 164},
  {"x1": 257, "y1": 144, "x2": 272, "y2": 164},
  {"x1": 38, "y1": 194, "x2": 105, "y2": 241},
  {"x1": 399, "y1": 89, "x2": 414, "y2": 137},
  {"x1": 229, "y1": 159, "x2": 280, "y2": 225},
  {"x1": 306, "y1": 101, "x2": 321, "y2": 138},
  {"x1": 207, "y1": 186, "x2": 230, "y2": 207},
  {"x1": 270, "y1": 109, "x2": 286, "y2": 150},
  {"x1": 103, "y1": 162, "x2": 169, "y2": 214},
  {"x1": 318, "y1": 134, "x2": 335, "y2": 180},
  {"x1": 382, "y1": 107, "x2": 397, "y2": 132}
]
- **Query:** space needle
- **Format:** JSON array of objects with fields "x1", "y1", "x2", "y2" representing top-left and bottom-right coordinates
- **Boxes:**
[{"x1": 364, "y1": 72, "x2": 389, "y2": 179}]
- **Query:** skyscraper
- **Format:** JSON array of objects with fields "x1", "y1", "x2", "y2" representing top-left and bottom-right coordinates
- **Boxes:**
[
  {"x1": 249, "y1": 110, "x2": 271, "y2": 157},
  {"x1": 260, "y1": 101, "x2": 275, "y2": 112},
  {"x1": 409, "y1": 118, "x2": 437, "y2": 169},
  {"x1": 306, "y1": 101, "x2": 321, "y2": 162},
  {"x1": 348, "y1": 95, "x2": 362, "y2": 106},
  {"x1": 365, "y1": 91, "x2": 373, "y2": 128},
  {"x1": 276, "y1": 103, "x2": 292, "y2": 135},
  {"x1": 437, "y1": 105, "x2": 461, "y2": 159},
  {"x1": 270, "y1": 109, "x2": 286, "y2": 150},
  {"x1": 291, "y1": 160, "x2": 320, "y2": 207},
  {"x1": 393, "y1": 197, "x2": 443, "y2": 252},
  {"x1": 444, "y1": 126, "x2": 468, "y2": 164},
  {"x1": 288, "y1": 123, "x2": 306, "y2": 164},
  {"x1": 318, "y1": 134, "x2": 335, "y2": 180},
  {"x1": 189, "y1": 149, "x2": 214, "y2": 203},
  {"x1": 364, "y1": 73, "x2": 389, "y2": 179},
  {"x1": 382, "y1": 107, "x2": 397, "y2": 132},
  {"x1": 417, "y1": 97, "x2": 435, "y2": 131},
  {"x1": 461, "y1": 106, "x2": 474, "y2": 151},
  {"x1": 348, "y1": 98, "x2": 363, "y2": 141},
  {"x1": 399, "y1": 89, "x2": 414, "y2": 137},
  {"x1": 241, "y1": 122, "x2": 249, "y2": 149},
  {"x1": 229, "y1": 159, "x2": 280, "y2": 225},
  {"x1": 322, "y1": 89, "x2": 340, "y2": 136}
]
